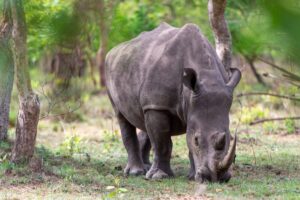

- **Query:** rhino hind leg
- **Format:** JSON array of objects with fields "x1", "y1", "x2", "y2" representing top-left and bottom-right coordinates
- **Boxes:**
[
  {"x1": 117, "y1": 113, "x2": 146, "y2": 176},
  {"x1": 144, "y1": 110, "x2": 174, "y2": 180},
  {"x1": 138, "y1": 131, "x2": 152, "y2": 170}
]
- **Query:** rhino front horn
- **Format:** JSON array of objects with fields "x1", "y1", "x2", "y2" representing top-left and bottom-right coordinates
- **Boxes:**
[{"x1": 218, "y1": 134, "x2": 237, "y2": 172}]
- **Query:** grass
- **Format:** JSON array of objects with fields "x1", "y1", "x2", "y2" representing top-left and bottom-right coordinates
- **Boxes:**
[
  {"x1": 1, "y1": 75, "x2": 300, "y2": 199},
  {"x1": 1, "y1": 129, "x2": 299, "y2": 199}
]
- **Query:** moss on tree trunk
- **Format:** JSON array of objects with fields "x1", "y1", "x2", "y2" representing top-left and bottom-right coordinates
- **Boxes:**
[
  {"x1": 10, "y1": 0, "x2": 40, "y2": 163},
  {"x1": 0, "y1": 0, "x2": 14, "y2": 141}
]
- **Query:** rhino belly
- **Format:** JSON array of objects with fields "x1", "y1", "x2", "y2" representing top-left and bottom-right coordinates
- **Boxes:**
[
  {"x1": 105, "y1": 23, "x2": 185, "y2": 132},
  {"x1": 106, "y1": 71, "x2": 146, "y2": 131}
]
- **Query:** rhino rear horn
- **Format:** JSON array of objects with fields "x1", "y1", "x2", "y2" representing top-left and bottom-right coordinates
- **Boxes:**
[{"x1": 226, "y1": 68, "x2": 241, "y2": 88}]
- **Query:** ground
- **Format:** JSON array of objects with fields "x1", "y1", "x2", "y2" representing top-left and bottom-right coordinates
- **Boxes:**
[{"x1": 0, "y1": 67, "x2": 300, "y2": 200}]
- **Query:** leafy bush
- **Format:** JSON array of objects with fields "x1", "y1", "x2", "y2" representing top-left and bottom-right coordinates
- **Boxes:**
[
  {"x1": 102, "y1": 176, "x2": 128, "y2": 199},
  {"x1": 284, "y1": 119, "x2": 296, "y2": 134},
  {"x1": 241, "y1": 106, "x2": 269, "y2": 124},
  {"x1": 58, "y1": 133, "x2": 85, "y2": 157},
  {"x1": 263, "y1": 122, "x2": 279, "y2": 134}
]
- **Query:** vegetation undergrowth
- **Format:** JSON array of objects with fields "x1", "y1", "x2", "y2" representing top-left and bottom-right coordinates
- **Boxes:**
[{"x1": 0, "y1": 92, "x2": 299, "y2": 199}]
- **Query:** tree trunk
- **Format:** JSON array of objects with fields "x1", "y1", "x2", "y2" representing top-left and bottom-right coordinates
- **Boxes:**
[
  {"x1": 208, "y1": 0, "x2": 232, "y2": 77},
  {"x1": 10, "y1": 0, "x2": 40, "y2": 163},
  {"x1": 87, "y1": 50, "x2": 97, "y2": 87},
  {"x1": 96, "y1": 0, "x2": 108, "y2": 88},
  {"x1": 46, "y1": 47, "x2": 85, "y2": 80},
  {"x1": 0, "y1": 0, "x2": 14, "y2": 141}
]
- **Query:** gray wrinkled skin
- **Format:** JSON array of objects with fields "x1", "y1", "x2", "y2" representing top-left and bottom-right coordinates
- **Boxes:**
[{"x1": 105, "y1": 23, "x2": 241, "y2": 183}]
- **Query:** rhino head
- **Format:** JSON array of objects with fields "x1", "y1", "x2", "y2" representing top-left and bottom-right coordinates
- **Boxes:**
[{"x1": 183, "y1": 67, "x2": 241, "y2": 183}]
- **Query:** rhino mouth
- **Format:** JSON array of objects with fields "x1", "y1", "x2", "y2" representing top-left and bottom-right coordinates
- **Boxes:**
[
  {"x1": 195, "y1": 170, "x2": 232, "y2": 183},
  {"x1": 195, "y1": 134, "x2": 237, "y2": 183}
]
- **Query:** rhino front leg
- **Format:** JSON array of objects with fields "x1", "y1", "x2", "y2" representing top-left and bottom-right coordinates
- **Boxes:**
[
  {"x1": 138, "y1": 131, "x2": 151, "y2": 170},
  {"x1": 117, "y1": 113, "x2": 146, "y2": 176},
  {"x1": 188, "y1": 151, "x2": 196, "y2": 180},
  {"x1": 144, "y1": 110, "x2": 174, "y2": 180}
]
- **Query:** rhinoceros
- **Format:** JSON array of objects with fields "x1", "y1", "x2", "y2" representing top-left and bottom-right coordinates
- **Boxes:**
[{"x1": 105, "y1": 22, "x2": 241, "y2": 183}]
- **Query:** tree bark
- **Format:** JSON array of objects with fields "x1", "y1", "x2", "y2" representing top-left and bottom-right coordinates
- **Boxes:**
[
  {"x1": 208, "y1": 0, "x2": 232, "y2": 76},
  {"x1": 0, "y1": 0, "x2": 14, "y2": 141},
  {"x1": 258, "y1": 57, "x2": 300, "y2": 82},
  {"x1": 96, "y1": 0, "x2": 108, "y2": 88},
  {"x1": 245, "y1": 57, "x2": 265, "y2": 85},
  {"x1": 237, "y1": 92, "x2": 300, "y2": 101},
  {"x1": 10, "y1": 0, "x2": 40, "y2": 163},
  {"x1": 250, "y1": 116, "x2": 300, "y2": 126}
]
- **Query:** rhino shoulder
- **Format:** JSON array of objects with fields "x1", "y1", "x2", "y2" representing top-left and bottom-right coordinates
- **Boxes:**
[
  {"x1": 181, "y1": 23, "x2": 201, "y2": 34},
  {"x1": 177, "y1": 23, "x2": 205, "y2": 43}
]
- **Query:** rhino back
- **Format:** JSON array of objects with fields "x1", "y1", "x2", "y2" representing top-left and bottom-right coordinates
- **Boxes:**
[
  {"x1": 105, "y1": 23, "x2": 181, "y2": 128},
  {"x1": 105, "y1": 23, "x2": 223, "y2": 130}
]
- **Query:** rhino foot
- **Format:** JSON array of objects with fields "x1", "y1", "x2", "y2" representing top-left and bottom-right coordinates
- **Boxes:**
[
  {"x1": 124, "y1": 164, "x2": 146, "y2": 176},
  {"x1": 145, "y1": 168, "x2": 174, "y2": 180}
]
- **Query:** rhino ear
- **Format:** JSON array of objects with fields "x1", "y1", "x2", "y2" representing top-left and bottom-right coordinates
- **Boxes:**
[
  {"x1": 227, "y1": 68, "x2": 241, "y2": 89},
  {"x1": 183, "y1": 68, "x2": 197, "y2": 91}
]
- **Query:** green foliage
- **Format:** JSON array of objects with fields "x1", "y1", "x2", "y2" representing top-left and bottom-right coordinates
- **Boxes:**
[
  {"x1": 284, "y1": 119, "x2": 296, "y2": 134},
  {"x1": 231, "y1": 14, "x2": 273, "y2": 58},
  {"x1": 101, "y1": 130, "x2": 122, "y2": 155},
  {"x1": 48, "y1": 9, "x2": 81, "y2": 45},
  {"x1": 241, "y1": 105, "x2": 269, "y2": 124},
  {"x1": 1, "y1": 128, "x2": 300, "y2": 199},
  {"x1": 263, "y1": 122, "x2": 279, "y2": 134},
  {"x1": 8, "y1": 108, "x2": 17, "y2": 127},
  {"x1": 21, "y1": 0, "x2": 300, "y2": 76},
  {"x1": 103, "y1": 129, "x2": 119, "y2": 142},
  {"x1": 0, "y1": 158, "x2": 12, "y2": 172},
  {"x1": 0, "y1": 141, "x2": 10, "y2": 150},
  {"x1": 279, "y1": 85, "x2": 300, "y2": 96},
  {"x1": 261, "y1": 0, "x2": 300, "y2": 65},
  {"x1": 2, "y1": 1, "x2": 300, "y2": 198},
  {"x1": 109, "y1": 1, "x2": 158, "y2": 49},
  {"x1": 102, "y1": 176, "x2": 128, "y2": 199},
  {"x1": 0, "y1": 141, "x2": 14, "y2": 174},
  {"x1": 58, "y1": 133, "x2": 85, "y2": 157},
  {"x1": 58, "y1": 164, "x2": 76, "y2": 180},
  {"x1": 25, "y1": 0, "x2": 81, "y2": 63}
]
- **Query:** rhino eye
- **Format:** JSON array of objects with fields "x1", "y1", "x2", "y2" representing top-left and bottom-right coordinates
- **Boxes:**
[{"x1": 183, "y1": 68, "x2": 197, "y2": 91}]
